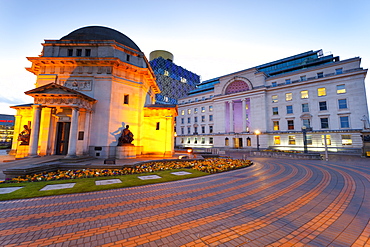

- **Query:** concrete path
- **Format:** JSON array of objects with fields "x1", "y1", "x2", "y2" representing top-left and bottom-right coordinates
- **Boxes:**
[{"x1": 0, "y1": 156, "x2": 369, "y2": 246}]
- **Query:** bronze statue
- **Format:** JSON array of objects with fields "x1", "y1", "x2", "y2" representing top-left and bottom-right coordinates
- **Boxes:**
[
  {"x1": 117, "y1": 125, "x2": 134, "y2": 145},
  {"x1": 18, "y1": 125, "x2": 31, "y2": 145}
]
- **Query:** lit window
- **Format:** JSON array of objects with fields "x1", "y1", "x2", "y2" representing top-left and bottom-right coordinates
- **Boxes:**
[
  {"x1": 341, "y1": 135, "x2": 352, "y2": 145},
  {"x1": 285, "y1": 93, "x2": 292, "y2": 101},
  {"x1": 123, "y1": 94, "x2": 129, "y2": 104},
  {"x1": 85, "y1": 49, "x2": 91, "y2": 57},
  {"x1": 273, "y1": 121, "x2": 279, "y2": 131},
  {"x1": 319, "y1": 101, "x2": 327, "y2": 111},
  {"x1": 209, "y1": 106, "x2": 213, "y2": 112},
  {"x1": 302, "y1": 103, "x2": 309, "y2": 112},
  {"x1": 286, "y1": 105, "x2": 293, "y2": 114},
  {"x1": 164, "y1": 96, "x2": 169, "y2": 102},
  {"x1": 274, "y1": 136, "x2": 281, "y2": 145},
  {"x1": 272, "y1": 95, "x2": 278, "y2": 103},
  {"x1": 272, "y1": 107, "x2": 279, "y2": 115},
  {"x1": 322, "y1": 135, "x2": 331, "y2": 145},
  {"x1": 180, "y1": 77, "x2": 187, "y2": 83},
  {"x1": 225, "y1": 138, "x2": 229, "y2": 146},
  {"x1": 301, "y1": 90, "x2": 309, "y2": 99},
  {"x1": 336, "y1": 68, "x2": 343, "y2": 74},
  {"x1": 317, "y1": 87, "x2": 326, "y2": 96},
  {"x1": 338, "y1": 99, "x2": 348, "y2": 109},
  {"x1": 201, "y1": 116, "x2": 205, "y2": 122},
  {"x1": 317, "y1": 72, "x2": 324, "y2": 78},
  {"x1": 340, "y1": 116, "x2": 350, "y2": 128},
  {"x1": 306, "y1": 135, "x2": 312, "y2": 145},
  {"x1": 187, "y1": 109, "x2": 191, "y2": 115},
  {"x1": 209, "y1": 137, "x2": 214, "y2": 144},
  {"x1": 303, "y1": 119, "x2": 310, "y2": 128},
  {"x1": 287, "y1": 120, "x2": 294, "y2": 130},
  {"x1": 337, "y1": 84, "x2": 346, "y2": 94},
  {"x1": 272, "y1": 82, "x2": 277, "y2": 87},
  {"x1": 194, "y1": 108, "x2": 198, "y2": 114},
  {"x1": 288, "y1": 136, "x2": 296, "y2": 145},
  {"x1": 285, "y1": 79, "x2": 291, "y2": 84},
  {"x1": 300, "y1": 76, "x2": 306, "y2": 81},
  {"x1": 181, "y1": 110, "x2": 185, "y2": 115},
  {"x1": 76, "y1": 49, "x2": 82, "y2": 56},
  {"x1": 164, "y1": 70, "x2": 169, "y2": 76},
  {"x1": 320, "y1": 118, "x2": 329, "y2": 129},
  {"x1": 209, "y1": 125, "x2": 213, "y2": 133},
  {"x1": 201, "y1": 107, "x2": 205, "y2": 112}
]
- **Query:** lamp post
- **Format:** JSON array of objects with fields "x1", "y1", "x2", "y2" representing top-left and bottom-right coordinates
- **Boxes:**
[
  {"x1": 302, "y1": 126, "x2": 308, "y2": 153},
  {"x1": 255, "y1": 130, "x2": 261, "y2": 151}
]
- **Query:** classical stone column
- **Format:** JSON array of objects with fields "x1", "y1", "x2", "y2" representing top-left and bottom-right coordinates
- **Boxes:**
[
  {"x1": 83, "y1": 110, "x2": 92, "y2": 155},
  {"x1": 66, "y1": 107, "x2": 79, "y2": 158},
  {"x1": 28, "y1": 105, "x2": 42, "y2": 157},
  {"x1": 242, "y1": 99, "x2": 247, "y2": 132},
  {"x1": 228, "y1": 101, "x2": 234, "y2": 133}
]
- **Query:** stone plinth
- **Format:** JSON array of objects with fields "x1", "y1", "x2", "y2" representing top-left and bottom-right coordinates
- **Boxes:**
[
  {"x1": 116, "y1": 145, "x2": 136, "y2": 159},
  {"x1": 15, "y1": 145, "x2": 29, "y2": 159}
]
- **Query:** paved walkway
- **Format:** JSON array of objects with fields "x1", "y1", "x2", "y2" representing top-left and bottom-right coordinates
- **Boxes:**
[{"x1": 0, "y1": 155, "x2": 369, "y2": 246}]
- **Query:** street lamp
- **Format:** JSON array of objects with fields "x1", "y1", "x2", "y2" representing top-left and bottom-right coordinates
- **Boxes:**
[
  {"x1": 302, "y1": 126, "x2": 308, "y2": 153},
  {"x1": 255, "y1": 130, "x2": 261, "y2": 151}
]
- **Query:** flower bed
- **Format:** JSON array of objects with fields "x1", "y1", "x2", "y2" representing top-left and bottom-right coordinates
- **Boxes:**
[{"x1": 2, "y1": 158, "x2": 253, "y2": 183}]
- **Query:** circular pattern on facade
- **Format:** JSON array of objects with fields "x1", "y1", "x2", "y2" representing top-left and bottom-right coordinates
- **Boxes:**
[{"x1": 0, "y1": 157, "x2": 369, "y2": 246}]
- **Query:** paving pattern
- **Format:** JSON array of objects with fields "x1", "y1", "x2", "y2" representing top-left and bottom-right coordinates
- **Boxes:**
[{"x1": 0, "y1": 157, "x2": 369, "y2": 247}]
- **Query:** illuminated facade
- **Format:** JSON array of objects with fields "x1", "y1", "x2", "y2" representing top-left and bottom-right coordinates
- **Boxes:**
[
  {"x1": 11, "y1": 26, "x2": 177, "y2": 158},
  {"x1": 149, "y1": 51, "x2": 200, "y2": 105},
  {"x1": 176, "y1": 50, "x2": 370, "y2": 153}
]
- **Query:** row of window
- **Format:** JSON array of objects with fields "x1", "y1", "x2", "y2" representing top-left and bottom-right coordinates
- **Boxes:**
[
  {"x1": 273, "y1": 134, "x2": 352, "y2": 146},
  {"x1": 180, "y1": 106, "x2": 213, "y2": 115},
  {"x1": 272, "y1": 84, "x2": 346, "y2": 103},
  {"x1": 180, "y1": 125, "x2": 214, "y2": 135},
  {"x1": 180, "y1": 115, "x2": 213, "y2": 124},
  {"x1": 272, "y1": 116, "x2": 350, "y2": 131},
  {"x1": 181, "y1": 137, "x2": 214, "y2": 144},
  {"x1": 67, "y1": 48, "x2": 91, "y2": 57},
  {"x1": 273, "y1": 98, "x2": 348, "y2": 115},
  {"x1": 271, "y1": 68, "x2": 343, "y2": 87}
]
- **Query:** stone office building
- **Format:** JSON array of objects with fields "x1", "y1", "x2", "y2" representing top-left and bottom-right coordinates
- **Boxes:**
[
  {"x1": 176, "y1": 50, "x2": 370, "y2": 153},
  {"x1": 11, "y1": 26, "x2": 177, "y2": 159}
]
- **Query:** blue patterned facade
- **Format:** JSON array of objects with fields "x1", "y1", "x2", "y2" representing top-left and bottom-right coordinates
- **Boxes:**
[{"x1": 149, "y1": 57, "x2": 200, "y2": 104}]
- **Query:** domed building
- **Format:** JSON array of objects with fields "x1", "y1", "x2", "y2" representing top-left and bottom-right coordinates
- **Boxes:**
[{"x1": 11, "y1": 26, "x2": 177, "y2": 159}]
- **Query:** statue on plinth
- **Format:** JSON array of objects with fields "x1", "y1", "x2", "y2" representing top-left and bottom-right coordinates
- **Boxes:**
[
  {"x1": 18, "y1": 125, "x2": 31, "y2": 145},
  {"x1": 117, "y1": 125, "x2": 134, "y2": 146}
]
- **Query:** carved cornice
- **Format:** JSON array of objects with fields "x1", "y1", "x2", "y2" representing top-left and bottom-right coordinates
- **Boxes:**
[{"x1": 34, "y1": 96, "x2": 95, "y2": 110}]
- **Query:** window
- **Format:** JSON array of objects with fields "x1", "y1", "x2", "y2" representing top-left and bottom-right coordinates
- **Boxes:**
[
  {"x1": 300, "y1": 75, "x2": 306, "y2": 81},
  {"x1": 187, "y1": 117, "x2": 191, "y2": 124},
  {"x1": 68, "y1": 49, "x2": 73, "y2": 56},
  {"x1": 164, "y1": 70, "x2": 169, "y2": 76},
  {"x1": 336, "y1": 68, "x2": 343, "y2": 75},
  {"x1": 187, "y1": 127, "x2": 191, "y2": 134},
  {"x1": 273, "y1": 121, "x2": 279, "y2": 131},
  {"x1": 319, "y1": 101, "x2": 327, "y2": 111},
  {"x1": 194, "y1": 137, "x2": 198, "y2": 144},
  {"x1": 181, "y1": 110, "x2": 185, "y2": 115},
  {"x1": 181, "y1": 138, "x2": 184, "y2": 144},
  {"x1": 337, "y1": 84, "x2": 346, "y2": 94},
  {"x1": 302, "y1": 103, "x2": 309, "y2": 112},
  {"x1": 126, "y1": 54, "x2": 130, "y2": 61},
  {"x1": 288, "y1": 136, "x2": 296, "y2": 145},
  {"x1": 306, "y1": 135, "x2": 312, "y2": 145},
  {"x1": 164, "y1": 96, "x2": 169, "y2": 102},
  {"x1": 181, "y1": 118, "x2": 184, "y2": 124},
  {"x1": 209, "y1": 125, "x2": 213, "y2": 133},
  {"x1": 303, "y1": 119, "x2": 310, "y2": 128},
  {"x1": 285, "y1": 93, "x2": 292, "y2": 101},
  {"x1": 124, "y1": 94, "x2": 129, "y2": 104},
  {"x1": 187, "y1": 109, "x2": 191, "y2": 115},
  {"x1": 209, "y1": 137, "x2": 214, "y2": 144},
  {"x1": 341, "y1": 135, "x2": 352, "y2": 145},
  {"x1": 76, "y1": 49, "x2": 82, "y2": 56},
  {"x1": 285, "y1": 79, "x2": 291, "y2": 84},
  {"x1": 272, "y1": 107, "x2": 279, "y2": 115},
  {"x1": 181, "y1": 127, "x2": 184, "y2": 135},
  {"x1": 322, "y1": 135, "x2": 331, "y2": 145},
  {"x1": 209, "y1": 115, "x2": 213, "y2": 121},
  {"x1": 194, "y1": 116, "x2": 198, "y2": 123},
  {"x1": 194, "y1": 108, "x2": 198, "y2": 114},
  {"x1": 201, "y1": 126, "x2": 205, "y2": 134},
  {"x1": 272, "y1": 95, "x2": 278, "y2": 103},
  {"x1": 317, "y1": 87, "x2": 326, "y2": 96},
  {"x1": 274, "y1": 136, "x2": 281, "y2": 145},
  {"x1": 156, "y1": 122, "x2": 160, "y2": 130},
  {"x1": 301, "y1": 90, "x2": 309, "y2": 99},
  {"x1": 338, "y1": 99, "x2": 348, "y2": 109},
  {"x1": 201, "y1": 137, "x2": 205, "y2": 144},
  {"x1": 287, "y1": 120, "x2": 294, "y2": 130},
  {"x1": 201, "y1": 116, "x2": 205, "y2": 122},
  {"x1": 317, "y1": 72, "x2": 324, "y2": 78},
  {"x1": 209, "y1": 106, "x2": 213, "y2": 112},
  {"x1": 180, "y1": 77, "x2": 187, "y2": 83},
  {"x1": 225, "y1": 138, "x2": 229, "y2": 146},
  {"x1": 286, "y1": 105, "x2": 293, "y2": 114},
  {"x1": 320, "y1": 118, "x2": 329, "y2": 129},
  {"x1": 340, "y1": 116, "x2": 350, "y2": 128},
  {"x1": 194, "y1": 127, "x2": 198, "y2": 134},
  {"x1": 85, "y1": 49, "x2": 91, "y2": 57},
  {"x1": 187, "y1": 138, "x2": 190, "y2": 144},
  {"x1": 272, "y1": 82, "x2": 277, "y2": 87},
  {"x1": 201, "y1": 107, "x2": 205, "y2": 113}
]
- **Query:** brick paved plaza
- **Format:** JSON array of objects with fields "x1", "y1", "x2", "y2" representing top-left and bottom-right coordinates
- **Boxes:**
[{"x1": 0, "y1": 156, "x2": 369, "y2": 246}]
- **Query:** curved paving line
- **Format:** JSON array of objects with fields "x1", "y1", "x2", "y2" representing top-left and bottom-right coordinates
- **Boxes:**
[
  {"x1": 2, "y1": 162, "x2": 295, "y2": 246},
  {"x1": 0, "y1": 162, "x2": 280, "y2": 238}
]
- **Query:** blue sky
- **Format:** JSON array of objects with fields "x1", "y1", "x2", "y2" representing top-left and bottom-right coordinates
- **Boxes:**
[{"x1": 1, "y1": 0, "x2": 369, "y2": 115}]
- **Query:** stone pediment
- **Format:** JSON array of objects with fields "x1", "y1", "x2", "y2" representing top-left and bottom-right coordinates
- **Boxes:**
[{"x1": 25, "y1": 83, "x2": 97, "y2": 110}]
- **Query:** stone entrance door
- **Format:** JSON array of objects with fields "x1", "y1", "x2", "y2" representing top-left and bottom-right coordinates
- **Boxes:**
[{"x1": 55, "y1": 122, "x2": 70, "y2": 155}]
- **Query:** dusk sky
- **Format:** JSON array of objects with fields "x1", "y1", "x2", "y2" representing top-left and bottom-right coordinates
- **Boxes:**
[{"x1": 1, "y1": 0, "x2": 369, "y2": 115}]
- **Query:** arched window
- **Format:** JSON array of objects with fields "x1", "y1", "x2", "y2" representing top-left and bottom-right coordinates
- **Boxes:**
[
  {"x1": 225, "y1": 137, "x2": 229, "y2": 146},
  {"x1": 246, "y1": 137, "x2": 251, "y2": 146},
  {"x1": 225, "y1": 80, "x2": 249, "y2": 94}
]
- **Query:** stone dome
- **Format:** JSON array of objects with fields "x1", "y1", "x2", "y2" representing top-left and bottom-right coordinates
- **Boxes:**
[{"x1": 60, "y1": 26, "x2": 141, "y2": 51}]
